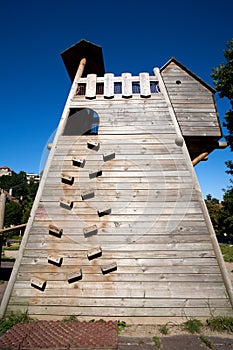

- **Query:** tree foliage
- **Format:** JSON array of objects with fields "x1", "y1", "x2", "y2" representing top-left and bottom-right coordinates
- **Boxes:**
[
  {"x1": 211, "y1": 38, "x2": 233, "y2": 152},
  {"x1": 208, "y1": 39, "x2": 233, "y2": 240},
  {"x1": 0, "y1": 171, "x2": 39, "y2": 234}
]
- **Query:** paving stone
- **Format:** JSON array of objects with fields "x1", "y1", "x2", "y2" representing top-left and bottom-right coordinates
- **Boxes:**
[
  {"x1": 118, "y1": 336, "x2": 158, "y2": 349},
  {"x1": 0, "y1": 320, "x2": 118, "y2": 349},
  {"x1": 208, "y1": 336, "x2": 233, "y2": 349},
  {"x1": 161, "y1": 334, "x2": 207, "y2": 350}
]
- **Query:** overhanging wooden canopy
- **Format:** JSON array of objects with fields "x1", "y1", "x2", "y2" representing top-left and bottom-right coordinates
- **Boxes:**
[{"x1": 61, "y1": 39, "x2": 105, "y2": 81}]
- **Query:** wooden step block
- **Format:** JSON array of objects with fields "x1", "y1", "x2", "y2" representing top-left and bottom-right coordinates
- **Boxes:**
[
  {"x1": 89, "y1": 169, "x2": 102, "y2": 179},
  {"x1": 67, "y1": 270, "x2": 82, "y2": 284},
  {"x1": 81, "y1": 190, "x2": 95, "y2": 200},
  {"x1": 103, "y1": 152, "x2": 115, "y2": 162},
  {"x1": 60, "y1": 199, "x2": 73, "y2": 210},
  {"x1": 48, "y1": 224, "x2": 63, "y2": 238},
  {"x1": 83, "y1": 224, "x2": 98, "y2": 237},
  {"x1": 61, "y1": 173, "x2": 74, "y2": 185},
  {"x1": 48, "y1": 255, "x2": 63, "y2": 267},
  {"x1": 87, "y1": 140, "x2": 100, "y2": 151},
  {"x1": 98, "y1": 208, "x2": 111, "y2": 217},
  {"x1": 31, "y1": 277, "x2": 46, "y2": 291},
  {"x1": 87, "y1": 247, "x2": 102, "y2": 260},
  {"x1": 72, "y1": 157, "x2": 85, "y2": 168},
  {"x1": 101, "y1": 262, "x2": 117, "y2": 275}
]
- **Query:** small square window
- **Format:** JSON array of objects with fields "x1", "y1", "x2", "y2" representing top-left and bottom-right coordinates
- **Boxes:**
[
  {"x1": 114, "y1": 82, "x2": 122, "y2": 94},
  {"x1": 150, "y1": 81, "x2": 160, "y2": 93},
  {"x1": 76, "y1": 83, "x2": 86, "y2": 95},
  {"x1": 132, "y1": 82, "x2": 140, "y2": 94}
]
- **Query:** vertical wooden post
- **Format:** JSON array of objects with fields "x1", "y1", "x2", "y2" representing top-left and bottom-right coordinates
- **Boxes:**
[
  {"x1": 0, "y1": 234, "x2": 2, "y2": 267},
  {"x1": 0, "y1": 191, "x2": 6, "y2": 229},
  {"x1": 0, "y1": 191, "x2": 6, "y2": 267}
]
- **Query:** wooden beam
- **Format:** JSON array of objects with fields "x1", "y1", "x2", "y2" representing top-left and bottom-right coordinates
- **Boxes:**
[
  {"x1": 192, "y1": 152, "x2": 209, "y2": 166},
  {"x1": 0, "y1": 223, "x2": 27, "y2": 234},
  {"x1": 218, "y1": 141, "x2": 227, "y2": 149}
]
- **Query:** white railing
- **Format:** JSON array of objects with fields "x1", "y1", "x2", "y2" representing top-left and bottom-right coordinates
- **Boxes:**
[{"x1": 75, "y1": 73, "x2": 160, "y2": 99}]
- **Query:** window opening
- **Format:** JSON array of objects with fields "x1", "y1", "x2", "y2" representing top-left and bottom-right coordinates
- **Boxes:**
[
  {"x1": 96, "y1": 83, "x2": 104, "y2": 95},
  {"x1": 63, "y1": 108, "x2": 99, "y2": 135},
  {"x1": 132, "y1": 82, "x2": 140, "y2": 94},
  {"x1": 76, "y1": 83, "x2": 86, "y2": 95},
  {"x1": 114, "y1": 82, "x2": 122, "y2": 94},
  {"x1": 150, "y1": 81, "x2": 160, "y2": 93}
]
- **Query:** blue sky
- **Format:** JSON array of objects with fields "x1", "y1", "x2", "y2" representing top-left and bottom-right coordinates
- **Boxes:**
[{"x1": 0, "y1": 0, "x2": 232, "y2": 200}]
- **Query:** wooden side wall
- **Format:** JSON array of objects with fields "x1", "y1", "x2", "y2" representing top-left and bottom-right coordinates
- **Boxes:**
[
  {"x1": 161, "y1": 61, "x2": 221, "y2": 138},
  {"x1": 2, "y1": 72, "x2": 232, "y2": 323}
]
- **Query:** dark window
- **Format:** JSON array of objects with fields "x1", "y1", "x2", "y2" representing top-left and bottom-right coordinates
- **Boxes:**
[
  {"x1": 132, "y1": 82, "x2": 140, "y2": 94},
  {"x1": 63, "y1": 108, "x2": 99, "y2": 135},
  {"x1": 76, "y1": 83, "x2": 86, "y2": 95},
  {"x1": 114, "y1": 82, "x2": 122, "y2": 94},
  {"x1": 150, "y1": 81, "x2": 160, "y2": 93},
  {"x1": 96, "y1": 83, "x2": 104, "y2": 95}
]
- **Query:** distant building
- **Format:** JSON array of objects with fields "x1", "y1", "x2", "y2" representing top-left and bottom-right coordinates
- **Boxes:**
[
  {"x1": 26, "y1": 173, "x2": 40, "y2": 184},
  {"x1": 0, "y1": 166, "x2": 13, "y2": 177}
]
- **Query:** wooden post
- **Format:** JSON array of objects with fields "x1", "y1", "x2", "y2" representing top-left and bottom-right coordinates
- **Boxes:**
[
  {"x1": 192, "y1": 152, "x2": 209, "y2": 166},
  {"x1": 0, "y1": 191, "x2": 6, "y2": 267},
  {"x1": 0, "y1": 191, "x2": 6, "y2": 229}
]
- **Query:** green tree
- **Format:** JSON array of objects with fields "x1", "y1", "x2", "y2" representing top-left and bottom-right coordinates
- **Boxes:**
[
  {"x1": 205, "y1": 194, "x2": 221, "y2": 235},
  {"x1": 219, "y1": 188, "x2": 233, "y2": 238},
  {"x1": 211, "y1": 39, "x2": 233, "y2": 239},
  {"x1": 211, "y1": 38, "x2": 233, "y2": 152},
  {"x1": 4, "y1": 201, "x2": 23, "y2": 228},
  {"x1": 0, "y1": 171, "x2": 39, "y2": 230}
]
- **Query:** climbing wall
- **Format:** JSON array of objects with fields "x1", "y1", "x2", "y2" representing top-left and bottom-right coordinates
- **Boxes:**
[{"x1": 1, "y1": 69, "x2": 232, "y2": 323}]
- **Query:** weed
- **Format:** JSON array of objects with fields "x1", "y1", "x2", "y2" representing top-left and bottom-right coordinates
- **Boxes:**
[
  {"x1": 117, "y1": 320, "x2": 128, "y2": 333},
  {"x1": 0, "y1": 280, "x2": 4, "y2": 285},
  {"x1": 199, "y1": 335, "x2": 213, "y2": 349},
  {"x1": 3, "y1": 244, "x2": 20, "y2": 251},
  {"x1": 183, "y1": 318, "x2": 203, "y2": 334},
  {"x1": 219, "y1": 244, "x2": 233, "y2": 262},
  {"x1": 159, "y1": 324, "x2": 169, "y2": 335},
  {"x1": 152, "y1": 336, "x2": 161, "y2": 349},
  {"x1": 62, "y1": 315, "x2": 77, "y2": 322},
  {"x1": 138, "y1": 340, "x2": 145, "y2": 345},
  {"x1": 0, "y1": 311, "x2": 33, "y2": 334},
  {"x1": 206, "y1": 316, "x2": 233, "y2": 333}
]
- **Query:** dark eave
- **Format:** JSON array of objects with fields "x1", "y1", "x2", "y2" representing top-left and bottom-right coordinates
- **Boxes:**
[
  {"x1": 160, "y1": 57, "x2": 216, "y2": 94},
  {"x1": 60, "y1": 39, "x2": 105, "y2": 81}
]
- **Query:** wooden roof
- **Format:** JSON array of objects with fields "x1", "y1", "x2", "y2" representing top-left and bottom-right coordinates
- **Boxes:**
[
  {"x1": 61, "y1": 39, "x2": 105, "y2": 81},
  {"x1": 161, "y1": 57, "x2": 216, "y2": 93}
]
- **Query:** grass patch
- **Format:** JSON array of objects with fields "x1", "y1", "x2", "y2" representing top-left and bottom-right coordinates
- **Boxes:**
[
  {"x1": 183, "y1": 319, "x2": 203, "y2": 334},
  {"x1": 62, "y1": 315, "x2": 78, "y2": 322},
  {"x1": 219, "y1": 243, "x2": 233, "y2": 262},
  {"x1": 152, "y1": 336, "x2": 161, "y2": 349},
  {"x1": 199, "y1": 335, "x2": 213, "y2": 349},
  {"x1": 117, "y1": 320, "x2": 129, "y2": 333},
  {"x1": 1, "y1": 255, "x2": 15, "y2": 262},
  {"x1": 159, "y1": 324, "x2": 169, "y2": 335},
  {"x1": 206, "y1": 316, "x2": 233, "y2": 333},
  {"x1": 3, "y1": 244, "x2": 20, "y2": 251},
  {"x1": 0, "y1": 311, "x2": 34, "y2": 334}
]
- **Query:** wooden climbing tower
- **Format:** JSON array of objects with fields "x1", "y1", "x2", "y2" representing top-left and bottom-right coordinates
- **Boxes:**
[{"x1": 1, "y1": 40, "x2": 232, "y2": 323}]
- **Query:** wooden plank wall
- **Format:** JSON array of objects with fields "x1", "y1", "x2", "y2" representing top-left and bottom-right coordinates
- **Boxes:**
[
  {"x1": 161, "y1": 62, "x2": 222, "y2": 138},
  {"x1": 2, "y1": 72, "x2": 232, "y2": 323}
]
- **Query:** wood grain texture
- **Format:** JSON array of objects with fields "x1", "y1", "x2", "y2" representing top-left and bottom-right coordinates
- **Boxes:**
[{"x1": 3, "y1": 67, "x2": 232, "y2": 322}]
